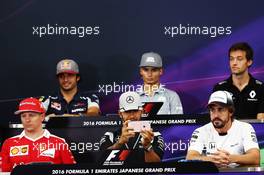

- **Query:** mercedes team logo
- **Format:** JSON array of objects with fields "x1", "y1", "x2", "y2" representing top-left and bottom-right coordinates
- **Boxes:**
[{"x1": 126, "y1": 96, "x2": 134, "y2": 103}]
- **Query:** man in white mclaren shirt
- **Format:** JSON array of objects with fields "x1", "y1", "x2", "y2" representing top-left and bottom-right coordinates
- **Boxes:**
[{"x1": 186, "y1": 91, "x2": 260, "y2": 167}]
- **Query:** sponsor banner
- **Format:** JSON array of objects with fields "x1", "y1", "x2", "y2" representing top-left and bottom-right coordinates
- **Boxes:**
[
  {"x1": 3, "y1": 116, "x2": 264, "y2": 163},
  {"x1": 12, "y1": 161, "x2": 218, "y2": 175}
]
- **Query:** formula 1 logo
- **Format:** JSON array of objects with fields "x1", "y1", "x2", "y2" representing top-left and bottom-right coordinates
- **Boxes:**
[{"x1": 103, "y1": 150, "x2": 130, "y2": 165}]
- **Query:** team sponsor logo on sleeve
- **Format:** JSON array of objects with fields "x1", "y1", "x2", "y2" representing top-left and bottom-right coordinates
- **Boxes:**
[
  {"x1": 250, "y1": 132, "x2": 258, "y2": 143},
  {"x1": 190, "y1": 136, "x2": 198, "y2": 144},
  {"x1": 51, "y1": 102, "x2": 61, "y2": 110},
  {"x1": 10, "y1": 145, "x2": 29, "y2": 156},
  {"x1": 191, "y1": 134, "x2": 198, "y2": 139}
]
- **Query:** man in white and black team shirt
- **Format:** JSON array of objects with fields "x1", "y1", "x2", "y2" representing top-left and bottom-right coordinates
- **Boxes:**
[
  {"x1": 100, "y1": 91, "x2": 164, "y2": 162},
  {"x1": 186, "y1": 91, "x2": 260, "y2": 167},
  {"x1": 213, "y1": 42, "x2": 264, "y2": 119}
]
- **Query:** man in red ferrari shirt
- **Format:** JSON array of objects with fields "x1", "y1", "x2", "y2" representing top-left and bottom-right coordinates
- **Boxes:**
[{"x1": 1, "y1": 97, "x2": 76, "y2": 172}]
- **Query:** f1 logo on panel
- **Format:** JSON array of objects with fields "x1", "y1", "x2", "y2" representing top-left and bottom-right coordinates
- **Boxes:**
[
  {"x1": 106, "y1": 150, "x2": 120, "y2": 161},
  {"x1": 103, "y1": 150, "x2": 130, "y2": 166}
]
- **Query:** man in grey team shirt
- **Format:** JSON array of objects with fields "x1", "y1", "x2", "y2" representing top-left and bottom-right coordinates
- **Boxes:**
[{"x1": 137, "y1": 52, "x2": 183, "y2": 115}]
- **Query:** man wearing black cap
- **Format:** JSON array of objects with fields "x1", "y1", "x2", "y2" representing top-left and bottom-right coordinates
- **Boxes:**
[
  {"x1": 213, "y1": 42, "x2": 264, "y2": 119},
  {"x1": 186, "y1": 91, "x2": 260, "y2": 167},
  {"x1": 138, "y1": 52, "x2": 183, "y2": 115},
  {"x1": 41, "y1": 59, "x2": 100, "y2": 116},
  {"x1": 1, "y1": 98, "x2": 76, "y2": 172}
]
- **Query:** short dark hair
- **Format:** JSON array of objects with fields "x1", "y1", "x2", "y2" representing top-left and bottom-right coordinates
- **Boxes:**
[{"x1": 228, "y1": 42, "x2": 253, "y2": 61}]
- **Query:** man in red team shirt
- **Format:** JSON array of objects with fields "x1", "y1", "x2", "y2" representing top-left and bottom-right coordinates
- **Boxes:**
[{"x1": 1, "y1": 97, "x2": 76, "y2": 172}]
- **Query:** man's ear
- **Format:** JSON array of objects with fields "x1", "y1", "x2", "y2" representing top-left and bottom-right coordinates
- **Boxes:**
[
  {"x1": 77, "y1": 76, "x2": 80, "y2": 82},
  {"x1": 139, "y1": 68, "x2": 143, "y2": 78},
  {"x1": 160, "y1": 68, "x2": 163, "y2": 75},
  {"x1": 119, "y1": 111, "x2": 124, "y2": 121},
  {"x1": 247, "y1": 59, "x2": 253, "y2": 67},
  {"x1": 139, "y1": 110, "x2": 143, "y2": 117},
  {"x1": 41, "y1": 113, "x2": 45, "y2": 122}
]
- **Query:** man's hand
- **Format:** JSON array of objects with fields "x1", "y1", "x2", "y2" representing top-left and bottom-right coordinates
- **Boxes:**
[
  {"x1": 209, "y1": 149, "x2": 230, "y2": 167},
  {"x1": 118, "y1": 120, "x2": 136, "y2": 145},
  {"x1": 140, "y1": 129, "x2": 154, "y2": 148}
]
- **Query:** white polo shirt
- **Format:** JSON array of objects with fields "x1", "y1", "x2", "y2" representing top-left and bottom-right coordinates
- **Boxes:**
[{"x1": 188, "y1": 120, "x2": 259, "y2": 155}]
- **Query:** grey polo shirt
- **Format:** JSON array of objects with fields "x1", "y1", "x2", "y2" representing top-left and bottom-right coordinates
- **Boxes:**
[{"x1": 138, "y1": 86, "x2": 183, "y2": 115}]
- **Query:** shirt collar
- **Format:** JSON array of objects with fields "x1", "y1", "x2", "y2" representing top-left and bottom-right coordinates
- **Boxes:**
[
  {"x1": 58, "y1": 90, "x2": 80, "y2": 102},
  {"x1": 247, "y1": 74, "x2": 255, "y2": 86},
  {"x1": 227, "y1": 74, "x2": 255, "y2": 87},
  {"x1": 19, "y1": 129, "x2": 51, "y2": 140}
]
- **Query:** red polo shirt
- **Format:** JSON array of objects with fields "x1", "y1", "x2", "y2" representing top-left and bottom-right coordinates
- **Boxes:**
[{"x1": 1, "y1": 129, "x2": 76, "y2": 172}]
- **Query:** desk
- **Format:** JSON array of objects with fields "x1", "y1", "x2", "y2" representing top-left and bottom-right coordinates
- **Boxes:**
[
  {"x1": 1, "y1": 115, "x2": 264, "y2": 164},
  {"x1": 9, "y1": 162, "x2": 264, "y2": 175}
]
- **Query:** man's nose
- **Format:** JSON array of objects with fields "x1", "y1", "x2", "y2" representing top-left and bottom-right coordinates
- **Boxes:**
[
  {"x1": 63, "y1": 76, "x2": 69, "y2": 81},
  {"x1": 128, "y1": 112, "x2": 136, "y2": 119},
  {"x1": 24, "y1": 116, "x2": 31, "y2": 122},
  {"x1": 146, "y1": 70, "x2": 152, "y2": 76},
  {"x1": 211, "y1": 111, "x2": 220, "y2": 118},
  {"x1": 232, "y1": 58, "x2": 238, "y2": 64}
]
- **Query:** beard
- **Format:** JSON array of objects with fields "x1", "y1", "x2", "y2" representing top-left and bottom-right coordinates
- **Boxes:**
[{"x1": 212, "y1": 118, "x2": 225, "y2": 129}]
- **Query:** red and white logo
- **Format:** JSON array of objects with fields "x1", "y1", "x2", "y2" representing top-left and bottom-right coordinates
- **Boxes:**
[{"x1": 51, "y1": 102, "x2": 61, "y2": 110}]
